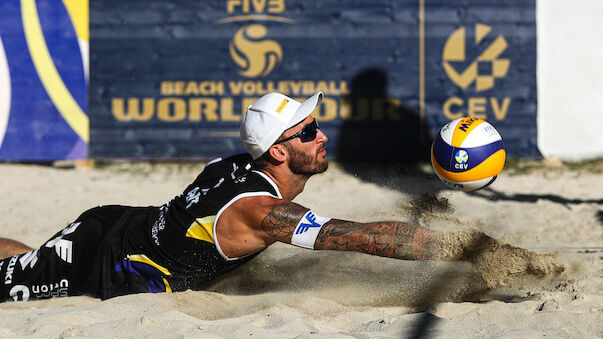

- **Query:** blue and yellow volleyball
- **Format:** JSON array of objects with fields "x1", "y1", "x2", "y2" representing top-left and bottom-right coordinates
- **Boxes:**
[{"x1": 431, "y1": 117, "x2": 506, "y2": 191}]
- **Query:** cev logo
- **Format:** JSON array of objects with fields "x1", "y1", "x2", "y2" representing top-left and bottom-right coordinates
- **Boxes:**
[
  {"x1": 442, "y1": 24, "x2": 510, "y2": 92},
  {"x1": 454, "y1": 149, "x2": 469, "y2": 170},
  {"x1": 455, "y1": 150, "x2": 468, "y2": 164}
]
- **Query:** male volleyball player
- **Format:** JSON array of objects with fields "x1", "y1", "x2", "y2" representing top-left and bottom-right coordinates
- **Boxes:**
[{"x1": 0, "y1": 92, "x2": 466, "y2": 302}]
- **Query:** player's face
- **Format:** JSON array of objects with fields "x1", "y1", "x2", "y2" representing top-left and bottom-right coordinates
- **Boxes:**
[{"x1": 282, "y1": 115, "x2": 328, "y2": 175}]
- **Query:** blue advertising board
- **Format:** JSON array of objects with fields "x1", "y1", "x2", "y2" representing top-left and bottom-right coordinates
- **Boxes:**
[
  {"x1": 90, "y1": 0, "x2": 537, "y2": 160},
  {"x1": 0, "y1": 0, "x2": 88, "y2": 161},
  {"x1": 424, "y1": 0, "x2": 537, "y2": 156}
]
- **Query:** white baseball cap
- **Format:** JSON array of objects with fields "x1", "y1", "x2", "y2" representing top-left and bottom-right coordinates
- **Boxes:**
[{"x1": 240, "y1": 91, "x2": 323, "y2": 159}]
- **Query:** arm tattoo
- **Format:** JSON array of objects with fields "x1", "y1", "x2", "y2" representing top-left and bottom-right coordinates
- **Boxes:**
[
  {"x1": 316, "y1": 220, "x2": 429, "y2": 260},
  {"x1": 261, "y1": 202, "x2": 309, "y2": 240}
]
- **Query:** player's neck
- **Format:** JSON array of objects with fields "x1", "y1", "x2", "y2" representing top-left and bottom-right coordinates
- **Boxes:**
[{"x1": 258, "y1": 166, "x2": 309, "y2": 201}]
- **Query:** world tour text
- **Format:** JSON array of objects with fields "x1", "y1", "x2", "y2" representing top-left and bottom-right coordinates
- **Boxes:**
[{"x1": 111, "y1": 96, "x2": 405, "y2": 122}]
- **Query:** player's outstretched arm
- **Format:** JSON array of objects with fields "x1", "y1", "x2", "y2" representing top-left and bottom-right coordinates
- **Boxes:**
[
  {"x1": 314, "y1": 220, "x2": 433, "y2": 260},
  {"x1": 260, "y1": 201, "x2": 434, "y2": 261},
  {"x1": 258, "y1": 201, "x2": 566, "y2": 288}
]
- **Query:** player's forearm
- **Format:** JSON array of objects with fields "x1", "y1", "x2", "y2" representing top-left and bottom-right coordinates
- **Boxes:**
[
  {"x1": 259, "y1": 202, "x2": 466, "y2": 261},
  {"x1": 314, "y1": 220, "x2": 434, "y2": 260}
]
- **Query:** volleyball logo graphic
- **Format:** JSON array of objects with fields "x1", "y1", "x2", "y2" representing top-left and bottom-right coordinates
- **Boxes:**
[
  {"x1": 431, "y1": 117, "x2": 506, "y2": 191},
  {"x1": 229, "y1": 24, "x2": 283, "y2": 78}
]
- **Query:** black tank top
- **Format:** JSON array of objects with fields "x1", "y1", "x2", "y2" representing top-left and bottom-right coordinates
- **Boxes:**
[{"x1": 120, "y1": 153, "x2": 281, "y2": 294}]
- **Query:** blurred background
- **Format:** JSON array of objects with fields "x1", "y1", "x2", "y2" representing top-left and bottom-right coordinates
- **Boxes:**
[{"x1": 0, "y1": 0, "x2": 601, "y2": 163}]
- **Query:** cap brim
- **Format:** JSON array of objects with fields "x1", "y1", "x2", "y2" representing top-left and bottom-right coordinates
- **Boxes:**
[{"x1": 285, "y1": 92, "x2": 323, "y2": 129}]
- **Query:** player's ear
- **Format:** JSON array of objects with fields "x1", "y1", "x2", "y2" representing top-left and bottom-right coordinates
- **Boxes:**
[{"x1": 268, "y1": 144, "x2": 288, "y2": 162}]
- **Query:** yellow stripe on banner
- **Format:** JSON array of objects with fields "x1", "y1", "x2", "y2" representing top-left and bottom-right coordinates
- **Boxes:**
[
  {"x1": 451, "y1": 117, "x2": 484, "y2": 147},
  {"x1": 62, "y1": 0, "x2": 88, "y2": 41},
  {"x1": 432, "y1": 149, "x2": 506, "y2": 182},
  {"x1": 127, "y1": 254, "x2": 171, "y2": 276},
  {"x1": 21, "y1": 0, "x2": 89, "y2": 142},
  {"x1": 186, "y1": 215, "x2": 216, "y2": 244}
]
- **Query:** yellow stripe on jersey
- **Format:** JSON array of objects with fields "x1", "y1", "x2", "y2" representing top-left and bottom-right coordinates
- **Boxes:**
[
  {"x1": 162, "y1": 278, "x2": 172, "y2": 293},
  {"x1": 431, "y1": 149, "x2": 506, "y2": 182},
  {"x1": 127, "y1": 254, "x2": 171, "y2": 275},
  {"x1": 186, "y1": 215, "x2": 216, "y2": 244},
  {"x1": 451, "y1": 117, "x2": 484, "y2": 147}
]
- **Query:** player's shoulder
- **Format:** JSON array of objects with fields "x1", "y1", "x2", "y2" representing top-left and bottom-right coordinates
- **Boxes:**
[
  {"x1": 205, "y1": 152, "x2": 253, "y2": 171},
  {"x1": 228, "y1": 196, "x2": 310, "y2": 228},
  {"x1": 217, "y1": 194, "x2": 286, "y2": 234},
  {"x1": 192, "y1": 153, "x2": 256, "y2": 188},
  {"x1": 228, "y1": 194, "x2": 284, "y2": 215}
]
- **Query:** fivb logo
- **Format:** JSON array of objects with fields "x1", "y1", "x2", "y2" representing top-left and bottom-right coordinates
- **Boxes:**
[
  {"x1": 217, "y1": 0, "x2": 294, "y2": 78},
  {"x1": 230, "y1": 24, "x2": 283, "y2": 78}
]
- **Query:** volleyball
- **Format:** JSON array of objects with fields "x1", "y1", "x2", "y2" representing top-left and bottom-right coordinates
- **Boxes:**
[{"x1": 431, "y1": 117, "x2": 506, "y2": 192}]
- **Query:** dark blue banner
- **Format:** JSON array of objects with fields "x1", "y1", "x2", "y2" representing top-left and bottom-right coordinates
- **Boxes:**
[
  {"x1": 90, "y1": 0, "x2": 537, "y2": 160},
  {"x1": 424, "y1": 0, "x2": 537, "y2": 157}
]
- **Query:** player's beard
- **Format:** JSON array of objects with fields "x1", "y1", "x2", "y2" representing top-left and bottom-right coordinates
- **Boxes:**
[{"x1": 285, "y1": 144, "x2": 328, "y2": 175}]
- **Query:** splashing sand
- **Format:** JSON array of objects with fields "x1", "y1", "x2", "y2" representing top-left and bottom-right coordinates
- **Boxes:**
[{"x1": 428, "y1": 228, "x2": 566, "y2": 288}]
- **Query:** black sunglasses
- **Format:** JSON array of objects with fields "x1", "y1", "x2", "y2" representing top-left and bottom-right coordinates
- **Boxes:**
[{"x1": 275, "y1": 119, "x2": 320, "y2": 144}]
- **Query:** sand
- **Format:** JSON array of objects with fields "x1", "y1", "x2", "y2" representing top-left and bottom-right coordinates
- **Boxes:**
[{"x1": 0, "y1": 160, "x2": 601, "y2": 338}]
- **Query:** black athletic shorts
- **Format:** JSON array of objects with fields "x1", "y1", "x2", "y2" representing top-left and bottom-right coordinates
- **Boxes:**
[{"x1": 0, "y1": 205, "x2": 151, "y2": 302}]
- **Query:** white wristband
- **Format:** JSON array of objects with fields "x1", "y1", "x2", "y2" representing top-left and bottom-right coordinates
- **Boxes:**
[{"x1": 291, "y1": 211, "x2": 331, "y2": 249}]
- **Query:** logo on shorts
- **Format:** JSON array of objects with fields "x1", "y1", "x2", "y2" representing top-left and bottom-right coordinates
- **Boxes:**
[
  {"x1": 45, "y1": 221, "x2": 81, "y2": 264},
  {"x1": 31, "y1": 279, "x2": 69, "y2": 299},
  {"x1": 295, "y1": 212, "x2": 322, "y2": 234},
  {"x1": 8, "y1": 279, "x2": 69, "y2": 301},
  {"x1": 4, "y1": 256, "x2": 17, "y2": 285},
  {"x1": 9, "y1": 285, "x2": 30, "y2": 301},
  {"x1": 19, "y1": 249, "x2": 40, "y2": 270}
]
